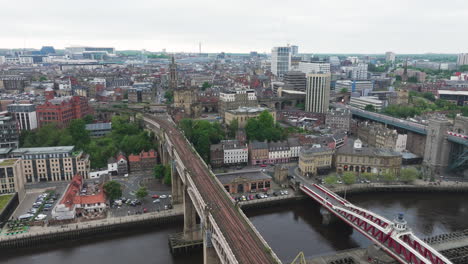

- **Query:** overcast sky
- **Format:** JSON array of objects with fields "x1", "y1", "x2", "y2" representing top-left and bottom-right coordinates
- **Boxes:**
[{"x1": 1, "y1": 0, "x2": 467, "y2": 54}]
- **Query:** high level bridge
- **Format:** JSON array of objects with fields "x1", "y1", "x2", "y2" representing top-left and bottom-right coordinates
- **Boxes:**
[
  {"x1": 142, "y1": 113, "x2": 280, "y2": 264},
  {"x1": 300, "y1": 183, "x2": 453, "y2": 264}
]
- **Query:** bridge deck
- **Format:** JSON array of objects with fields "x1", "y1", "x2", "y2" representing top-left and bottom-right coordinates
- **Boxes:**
[{"x1": 149, "y1": 115, "x2": 276, "y2": 264}]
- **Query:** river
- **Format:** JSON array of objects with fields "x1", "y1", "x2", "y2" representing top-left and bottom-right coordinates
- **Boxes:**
[{"x1": 2, "y1": 192, "x2": 468, "y2": 264}]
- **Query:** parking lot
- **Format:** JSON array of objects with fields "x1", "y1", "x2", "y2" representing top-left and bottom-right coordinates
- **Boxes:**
[{"x1": 11, "y1": 187, "x2": 63, "y2": 221}]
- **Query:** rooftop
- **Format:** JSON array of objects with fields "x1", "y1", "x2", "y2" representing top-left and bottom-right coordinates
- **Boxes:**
[
  {"x1": 85, "y1": 122, "x2": 112, "y2": 131},
  {"x1": 0, "y1": 159, "x2": 18, "y2": 166},
  {"x1": 336, "y1": 139, "x2": 401, "y2": 157},
  {"x1": 216, "y1": 170, "x2": 271, "y2": 185},
  {"x1": 12, "y1": 146, "x2": 75, "y2": 155}
]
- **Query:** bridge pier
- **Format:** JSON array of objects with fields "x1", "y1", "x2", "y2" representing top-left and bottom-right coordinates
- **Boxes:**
[
  {"x1": 184, "y1": 186, "x2": 197, "y2": 240},
  {"x1": 171, "y1": 163, "x2": 183, "y2": 205},
  {"x1": 203, "y1": 231, "x2": 221, "y2": 264},
  {"x1": 320, "y1": 206, "x2": 338, "y2": 225}
]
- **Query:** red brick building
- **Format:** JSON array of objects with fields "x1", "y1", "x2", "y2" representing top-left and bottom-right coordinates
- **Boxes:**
[
  {"x1": 128, "y1": 150, "x2": 157, "y2": 172},
  {"x1": 37, "y1": 96, "x2": 93, "y2": 128}
]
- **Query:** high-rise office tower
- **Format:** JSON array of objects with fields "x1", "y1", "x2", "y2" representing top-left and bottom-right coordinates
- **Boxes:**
[
  {"x1": 271, "y1": 46, "x2": 292, "y2": 79},
  {"x1": 290, "y1": 45, "x2": 299, "y2": 56},
  {"x1": 457, "y1": 53, "x2": 468, "y2": 66},
  {"x1": 385, "y1": 52, "x2": 396, "y2": 63},
  {"x1": 305, "y1": 73, "x2": 331, "y2": 113}
]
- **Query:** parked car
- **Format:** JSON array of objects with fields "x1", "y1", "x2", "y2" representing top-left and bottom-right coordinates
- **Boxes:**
[
  {"x1": 256, "y1": 194, "x2": 263, "y2": 199},
  {"x1": 260, "y1": 164, "x2": 267, "y2": 167},
  {"x1": 152, "y1": 194, "x2": 160, "y2": 199},
  {"x1": 35, "y1": 214, "x2": 47, "y2": 221},
  {"x1": 249, "y1": 195, "x2": 254, "y2": 200},
  {"x1": 153, "y1": 199, "x2": 161, "y2": 203},
  {"x1": 160, "y1": 195, "x2": 167, "y2": 199}
]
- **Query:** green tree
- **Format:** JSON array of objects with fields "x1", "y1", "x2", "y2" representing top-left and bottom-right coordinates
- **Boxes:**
[
  {"x1": 39, "y1": 76, "x2": 47, "y2": 81},
  {"x1": 163, "y1": 164, "x2": 171, "y2": 185},
  {"x1": 154, "y1": 164, "x2": 166, "y2": 180},
  {"x1": 382, "y1": 172, "x2": 396, "y2": 183},
  {"x1": 342, "y1": 172, "x2": 357, "y2": 185},
  {"x1": 227, "y1": 119, "x2": 239, "y2": 138},
  {"x1": 408, "y1": 76, "x2": 418, "y2": 83},
  {"x1": 400, "y1": 168, "x2": 419, "y2": 183},
  {"x1": 83, "y1": 114, "x2": 94, "y2": 124},
  {"x1": 201, "y1": 82, "x2": 212, "y2": 90},
  {"x1": 135, "y1": 186, "x2": 148, "y2": 199},
  {"x1": 103, "y1": 181, "x2": 122, "y2": 200},
  {"x1": 69, "y1": 119, "x2": 90, "y2": 148},
  {"x1": 245, "y1": 111, "x2": 285, "y2": 142},
  {"x1": 361, "y1": 172, "x2": 377, "y2": 181},
  {"x1": 164, "y1": 90, "x2": 174, "y2": 104},
  {"x1": 340, "y1": 88, "x2": 348, "y2": 93},
  {"x1": 324, "y1": 175, "x2": 338, "y2": 185},
  {"x1": 364, "y1": 104, "x2": 376, "y2": 112}
]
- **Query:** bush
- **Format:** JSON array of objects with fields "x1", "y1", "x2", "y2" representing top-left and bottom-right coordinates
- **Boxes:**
[
  {"x1": 400, "y1": 168, "x2": 419, "y2": 183},
  {"x1": 324, "y1": 175, "x2": 338, "y2": 185},
  {"x1": 342, "y1": 172, "x2": 357, "y2": 185}
]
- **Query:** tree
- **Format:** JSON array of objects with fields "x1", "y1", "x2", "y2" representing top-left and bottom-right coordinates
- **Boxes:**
[
  {"x1": 361, "y1": 172, "x2": 377, "y2": 181},
  {"x1": 164, "y1": 91, "x2": 174, "y2": 104},
  {"x1": 154, "y1": 164, "x2": 166, "y2": 180},
  {"x1": 340, "y1": 88, "x2": 348, "y2": 94},
  {"x1": 163, "y1": 164, "x2": 171, "y2": 185},
  {"x1": 408, "y1": 76, "x2": 418, "y2": 83},
  {"x1": 103, "y1": 181, "x2": 122, "y2": 200},
  {"x1": 245, "y1": 111, "x2": 285, "y2": 142},
  {"x1": 364, "y1": 105, "x2": 376, "y2": 112},
  {"x1": 324, "y1": 175, "x2": 338, "y2": 185},
  {"x1": 135, "y1": 186, "x2": 148, "y2": 199},
  {"x1": 227, "y1": 119, "x2": 238, "y2": 138},
  {"x1": 83, "y1": 114, "x2": 94, "y2": 124},
  {"x1": 68, "y1": 119, "x2": 90, "y2": 148},
  {"x1": 400, "y1": 168, "x2": 419, "y2": 183},
  {"x1": 201, "y1": 82, "x2": 212, "y2": 90},
  {"x1": 39, "y1": 76, "x2": 47, "y2": 81},
  {"x1": 382, "y1": 172, "x2": 396, "y2": 183},
  {"x1": 342, "y1": 172, "x2": 357, "y2": 185}
]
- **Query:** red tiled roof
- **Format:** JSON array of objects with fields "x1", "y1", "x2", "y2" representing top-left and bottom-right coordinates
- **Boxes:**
[
  {"x1": 59, "y1": 174, "x2": 106, "y2": 209},
  {"x1": 129, "y1": 150, "x2": 157, "y2": 162}
]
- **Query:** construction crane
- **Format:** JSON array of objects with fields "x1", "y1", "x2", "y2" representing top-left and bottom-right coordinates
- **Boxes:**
[{"x1": 291, "y1": 252, "x2": 307, "y2": 264}]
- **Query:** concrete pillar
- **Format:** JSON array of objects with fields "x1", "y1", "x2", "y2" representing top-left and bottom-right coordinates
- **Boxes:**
[
  {"x1": 184, "y1": 186, "x2": 196, "y2": 240},
  {"x1": 171, "y1": 164, "x2": 182, "y2": 204},
  {"x1": 204, "y1": 230, "x2": 221, "y2": 264},
  {"x1": 320, "y1": 207, "x2": 338, "y2": 225}
]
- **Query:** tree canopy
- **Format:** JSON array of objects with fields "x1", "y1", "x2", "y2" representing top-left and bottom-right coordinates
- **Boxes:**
[
  {"x1": 400, "y1": 168, "x2": 419, "y2": 183},
  {"x1": 342, "y1": 172, "x2": 357, "y2": 185},
  {"x1": 135, "y1": 187, "x2": 148, "y2": 199},
  {"x1": 364, "y1": 104, "x2": 376, "y2": 112},
  {"x1": 324, "y1": 175, "x2": 338, "y2": 185},
  {"x1": 245, "y1": 111, "x2": 287, "y2": 142},
  {"x1": 103, "y1": 180, "x2": 122, "y2": 200},
  {"x1": 179, "y1": 119, "x2": 225, "y2": 162},
  {"x1": 20, "y1": 115, "x2": 156, "y2": 169}
]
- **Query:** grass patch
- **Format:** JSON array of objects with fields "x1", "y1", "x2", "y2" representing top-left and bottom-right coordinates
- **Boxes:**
[{"x1": 0, "y1": 194, "x2": 13, "y2": 212}]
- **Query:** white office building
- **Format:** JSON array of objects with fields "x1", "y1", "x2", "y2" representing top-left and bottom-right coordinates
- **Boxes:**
[
  {"x1": 7, "y1": 104, "x2": 38, "y2": 131},
  {"x1": 351, "y1": 63, "x2": 368, "y2": 80},
  {"x1": 385, "y1": 52, "x2": 396, "y2": 63},
  {"x1": 457, "y1": 53, "x2": 468, "y2": 66},
  {"x1": 271, "y1": 46, "x2": 292, "y2": 79},
  {"x1": 350, "y1": 96, "x2": 385, "y2": 111},
  {"x1": 305, "y1": 73, "x2": 331, "y2": 113},
  {"x1": 298, "y1": 62, "x2": 331, "y2": 74},
  {"x1": 223, "y1": 140, "x2": 248, "y2": 164}
]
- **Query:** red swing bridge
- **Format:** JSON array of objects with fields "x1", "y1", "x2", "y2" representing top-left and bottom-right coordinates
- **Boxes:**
[{"x1": 300, "y1": 183, "x2": 453, "y2": 264}]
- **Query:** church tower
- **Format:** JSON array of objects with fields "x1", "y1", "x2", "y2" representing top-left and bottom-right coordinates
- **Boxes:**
[{"x1": 169, "y1": 55, "x2": 178, "y2": 90}]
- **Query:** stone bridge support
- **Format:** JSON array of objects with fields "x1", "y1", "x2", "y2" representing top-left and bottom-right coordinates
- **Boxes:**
[
  {"x1": 204, "y1": 234, "x2": 221, "y2": 264},
  {"x1": 184, "y1": 185, "x2": 197, "y2": 241},
  {"x1": 171, "y1": 162, "x2": 183, "y2": 205}
]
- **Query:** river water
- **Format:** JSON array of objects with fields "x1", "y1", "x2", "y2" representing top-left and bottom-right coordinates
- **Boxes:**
[{"x1": 2, "y1": 192, "x2": 468, "y2": 264}]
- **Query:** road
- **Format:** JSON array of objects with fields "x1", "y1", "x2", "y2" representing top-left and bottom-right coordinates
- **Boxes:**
[{"x1": 146, "y1": 114, "x2": 276, "y2": 264}]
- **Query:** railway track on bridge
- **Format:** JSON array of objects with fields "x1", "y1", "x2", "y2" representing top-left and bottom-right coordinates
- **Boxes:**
[{"x1": 145, "y1": 114, "x2": 277, "y2": 264}]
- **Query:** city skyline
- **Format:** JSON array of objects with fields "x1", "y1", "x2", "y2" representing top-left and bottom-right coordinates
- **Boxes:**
[{"x1": 2, "y1": 0, "x2": 468, "y2": 54}]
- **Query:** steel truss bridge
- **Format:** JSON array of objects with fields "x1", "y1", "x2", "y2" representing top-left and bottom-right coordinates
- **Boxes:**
[{"x1": 300, "y1": 183, "x2": 453, "y2": 264}]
